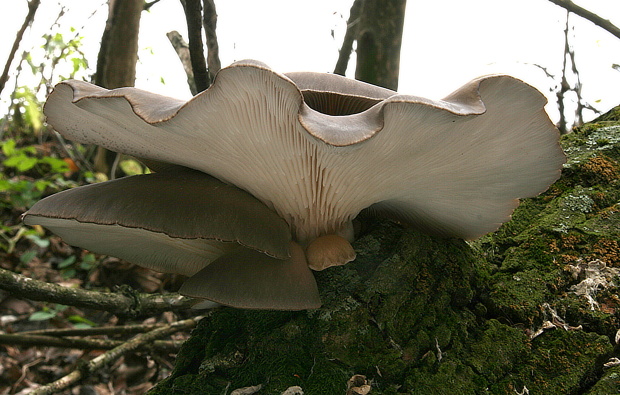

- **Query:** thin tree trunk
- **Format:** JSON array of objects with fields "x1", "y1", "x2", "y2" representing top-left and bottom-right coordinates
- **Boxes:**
[
  {"x1": 181, "y1": 0, "x2": 210, "y2": 92},
  {"x1": 0, "y1": 0, "x2": 41, "y2": 96},
  {"x1": 333, "y1": 0, "x2": 362, "y2": 76},
  {"x1": 202, "y1": 0, "x2": 221, "y2": 80},
  {"x1": 167, "y1": 30, "x2": 197, "y2": 95},
  {"x1": 354, "y1": 0, "x2": 406, "y2": 90},
  {"x1": 95, "y1": 0, "x2": 143, "y2": 89},
  {"x1": 93, "y1": 0, "x2": 144, "y2": 176}
]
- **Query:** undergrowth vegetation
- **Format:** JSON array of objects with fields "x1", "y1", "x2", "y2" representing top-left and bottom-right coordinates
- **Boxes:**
[{"x1": 0, "y1": 27, "x2": 179, "y2": 395}]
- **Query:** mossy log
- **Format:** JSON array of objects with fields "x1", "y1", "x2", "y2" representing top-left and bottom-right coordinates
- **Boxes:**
[{"x1": 150, "y1": 108, "x2": 620, "y2": 394}]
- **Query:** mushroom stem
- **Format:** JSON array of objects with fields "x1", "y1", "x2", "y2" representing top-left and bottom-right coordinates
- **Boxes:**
[{"x1": 306, "y1": 234, "x2": 357, "y2": 271}]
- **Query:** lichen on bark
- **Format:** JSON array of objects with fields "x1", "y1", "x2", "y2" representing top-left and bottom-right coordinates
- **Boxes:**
[{"x1": 149, "y1": 107, "x2": 620, "y2": 394}]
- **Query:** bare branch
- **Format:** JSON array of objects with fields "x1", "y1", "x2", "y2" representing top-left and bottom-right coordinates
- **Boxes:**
[
  {"x1": 547, "y1": 0, "x2": 620, "y2": 40},
  {"x1": 0, "y1": 0, "x2": 41, "y2": 95},
  {"x1": 144, "y1": 0, "x2": 162, "y2": 11},
  {"x1": 0, "y1": 267, "x2": 196, "y2": 317},
  {"x1": 181, "y1": 0, "x2": 210, "y2": 92},
  {"x1": 29, "y1": 316, "x2": 203, "y2": 395},
  {"x1": 202, "y1": 0, "x2": 221, "y2": 80},
  {"x1": 166, "y1": 30, "x2": 197, "y2": 95},
  {"x1": 334, "y1": 0, "x2": 362, "y2": 76},
  {"x1": 19, "y1": 322, "x2": 165, "y2": 337},
  {"x1": 0, "y1": 333, "x2": 182, "y2": 353},
  {"x1": 556, "y1": 12, "x2": 571, "y2": 133}
]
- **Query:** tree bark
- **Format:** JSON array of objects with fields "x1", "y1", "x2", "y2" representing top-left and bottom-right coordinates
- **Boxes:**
[
  {"x1": 181, "y1": 0, "x2": 210, "y2": 92},
  {"x1": 94, "y1": 0, "x2": 144, "y2": 175},
  {"x1": 333, "y1": 0, "x2": 362, "y2": 76},
  {"x1": 95, "y1": 0, "x2": 143, "y2": 89},
  {"x1": 202, "y1": 0, "x2": 221, "y2": 80},
  {"x1": 354, "y1": 0, "x2": 406, "y2": 90}
]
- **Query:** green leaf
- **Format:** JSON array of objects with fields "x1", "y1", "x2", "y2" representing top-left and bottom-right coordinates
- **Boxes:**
[
  {"x1": 25, "y1": 234, "x2": 50, "y2": 248},
  {"x1": 61, "y1": 268, "x2": 76, "y2": 279},
  {"x1": 34, "y1": 179, "x2": 51, "y2": 192},
  {"x1": 1, "y1": 139, "x2": 16, "y2": 156},
  {"x1": 40, "y1": 156, "x2": 70, "y2": 173},
  {"x1": 17, "y1": 156, "x2": 38, "y2": 172},
  {"x1": 29, "y1": 311, "x2": 56, "y2": 321},
  {"x1": 80, "y1": 253, "x2": 96, "y2": 270},
  {"x1": 54, "y1": 304, "x2": 68, "y2": 312},
  {"x1": 20, "y1": 250, "x2": 37, "y2": 264},
  {"x1": 4, "y1": 155, "x2": 38, "y2": 172},
  {"x1": 119, "y1": 159, "x2": 143, "y2": 176},
  {"x1": 58, "y1": 255, "x2": 76, "y2": 269},
  {"x1": 67, "y1": 315, "x2": 96, "y2": 327},
  {"x1": 24, "y1": 99, "x2": 42, "y2": 133}
]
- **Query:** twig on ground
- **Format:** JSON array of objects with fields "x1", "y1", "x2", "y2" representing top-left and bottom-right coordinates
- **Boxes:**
[
  {"x1": 0, "y1": 333, "x2": 183, "y2": 353},
  {"x1": 29, "y1": 316, "x2": 203, "y2": 395},
  {"x1": 0, "y1": 267, "x2": 196, "y2": 317},
  {"x1": 18, "y1": 322, "x2": 165, "y2": 337}
]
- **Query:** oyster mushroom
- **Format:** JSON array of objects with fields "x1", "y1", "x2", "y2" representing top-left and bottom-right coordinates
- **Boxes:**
[{"x1": 22, "y1": 59, "x2": 565, "y2": 310}]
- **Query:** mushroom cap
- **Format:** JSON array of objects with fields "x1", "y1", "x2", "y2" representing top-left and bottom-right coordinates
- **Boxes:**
[
  {"x1": 42, "y1": 60, "x2": 565, "y2": 242},
  {"x1": 22, "y1": 168, "x2": 291, "y2": 276},
  {"x1": 180, "y1": 242, "x2": 321, "y2": 310}
]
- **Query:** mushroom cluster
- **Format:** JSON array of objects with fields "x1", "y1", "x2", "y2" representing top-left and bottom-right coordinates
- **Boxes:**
[{"x1": 22, "y1": 60, "x2": 565, "y2": 310}]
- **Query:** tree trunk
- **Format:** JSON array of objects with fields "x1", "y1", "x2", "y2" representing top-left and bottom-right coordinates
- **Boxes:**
[
  {"x1": 94, "y1": 0, "x2": 144, "y2": 176},
  {"x1": 354, "y1": 0, "x2": 406, "y2": 90},
  {"x1": 148, "y1": 109, "x2": 620, "y2": 393}
]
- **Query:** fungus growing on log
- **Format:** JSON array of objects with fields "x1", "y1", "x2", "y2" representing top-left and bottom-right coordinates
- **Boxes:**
[{"x1": 22, "y1": 59, "x2": 565, "y2": 310}]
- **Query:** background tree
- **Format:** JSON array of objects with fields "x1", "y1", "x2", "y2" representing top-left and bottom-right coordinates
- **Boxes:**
[
  {"x1": 93, "y1": 0, "x2": 144, "y2": 176},
  {"x1": 334, "y1": 0, "x2": 407, "y2": 90}
]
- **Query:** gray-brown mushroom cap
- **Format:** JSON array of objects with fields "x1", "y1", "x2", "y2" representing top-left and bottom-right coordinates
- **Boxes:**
[
  {"x1": 22, "y1": 168, "x2": 292, "y2": 276},
  {"x1": 42, "y1": 59, "x2": 565, "y2": 244},
  {"x1": 180, "y1": 242, "x2": 320, "y2": 310}
]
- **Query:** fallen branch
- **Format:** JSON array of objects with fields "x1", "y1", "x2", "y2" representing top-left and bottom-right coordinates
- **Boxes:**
[
  {"x1": 18, "y1": 322, "x2": 165, "y2": 337},
  {"x1": 0, "y1": 267, "x2": 196, "y2": 317},
  {"x1": 29, "y1": 316, "x2": 203, "y2": 395},
  {"x1": 0, "y1": 333, "x2": 182, "y2": 353},
  {"x1": 547, "y1": 0, "x2": 620, "y2": 40}
]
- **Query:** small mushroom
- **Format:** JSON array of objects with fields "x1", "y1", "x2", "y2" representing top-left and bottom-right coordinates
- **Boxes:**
[{"x1": 23, "y1": 59, "x2": 565, "y2": 310}]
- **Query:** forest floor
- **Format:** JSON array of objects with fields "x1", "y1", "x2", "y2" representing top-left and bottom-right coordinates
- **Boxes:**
[
  {"x1": 0, "y1": 229, "x2": 189, "y2": 395},
  {"x1": 0, "y1": 121, "x2": 190, "y2": 394}
]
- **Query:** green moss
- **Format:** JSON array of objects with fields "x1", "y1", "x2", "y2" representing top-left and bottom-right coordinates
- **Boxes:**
[
  {"x1": 586, "y1": 367, "x2": 620, "y2": 394},
  {"x1": 523, "y1": 330, "x2": 612, "y2": 394},
  {"x1": 467, "y1": 320, "x2": 530, "y2": 385}
]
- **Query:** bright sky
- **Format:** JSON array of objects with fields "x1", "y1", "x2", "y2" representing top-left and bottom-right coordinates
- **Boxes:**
[{"x1": 2, "y1": 0, "x2": 619, "y2": 125}]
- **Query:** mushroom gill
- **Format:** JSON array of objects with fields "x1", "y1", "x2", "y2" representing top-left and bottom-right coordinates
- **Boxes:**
[{"x1": 22, "y1": 59, "x2": 566, "y2": 310}]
